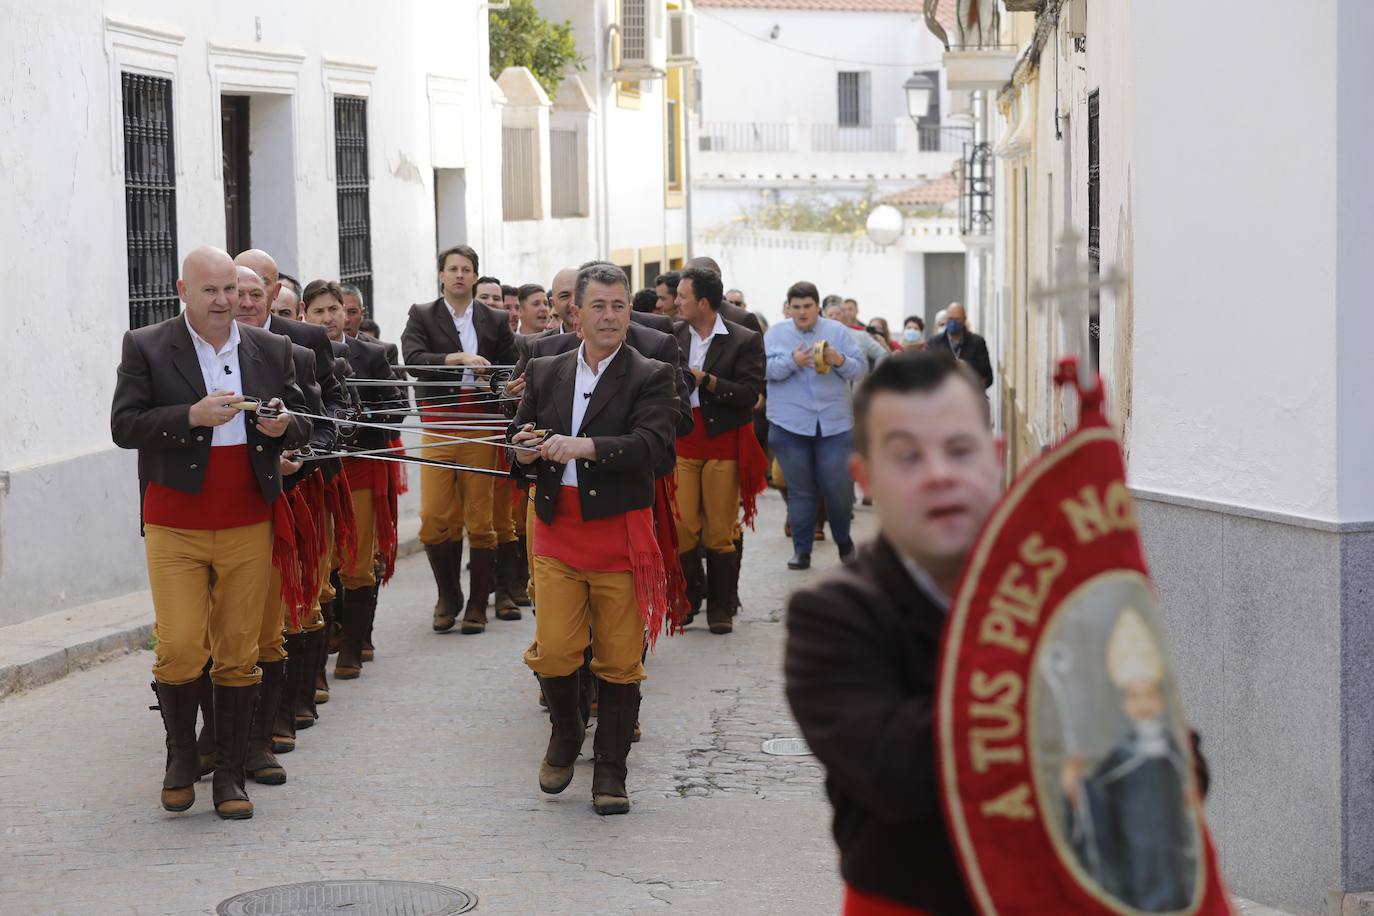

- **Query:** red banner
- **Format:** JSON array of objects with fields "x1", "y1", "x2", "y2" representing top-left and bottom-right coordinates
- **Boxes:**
[{"x1": 937, "y1": 366, "x2": 1230, "y2": 915}]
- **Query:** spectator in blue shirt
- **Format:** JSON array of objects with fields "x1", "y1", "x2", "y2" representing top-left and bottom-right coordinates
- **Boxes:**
[{"x1": 765, "y1": 281, "x2": 867, "y2": 569}]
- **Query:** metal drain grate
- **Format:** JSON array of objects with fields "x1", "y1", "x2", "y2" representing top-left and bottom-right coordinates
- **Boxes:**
[
  {"x1": 217, "y1": 880, "x2": 477, "y2": 915},
  {"x1": 761, "y1": 737, "x2": 812, "y2": 757}
]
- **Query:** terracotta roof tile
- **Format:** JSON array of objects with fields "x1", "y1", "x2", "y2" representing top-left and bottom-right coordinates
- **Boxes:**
[
  {"x1": 879, "y1": 172, "x2": 960, "y2": 207},
  {"x1": 695, "y1": 0, "x2": 924, "y2": 12}
]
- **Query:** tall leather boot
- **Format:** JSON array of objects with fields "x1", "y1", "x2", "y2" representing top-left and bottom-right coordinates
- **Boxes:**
[
  {"x1": 334, "y1": 587, "x2": 374, "y2": 679},
  {"x1": 152, "y1": 680, "x2": 201, "y2": 812},
  {"x1": 274, "y1": 634, "x2": 305, "y2": 753},
  {"x1": 494, "y1": 541, "x2": 522, "y2": 620},
  {"x1": 513, "y1": 539, "x2": 532, "y2": 607},
  {"x1": 315, "y1": 594, "x2": 335, "y2": 706},
  {"x1": 295, "y1": 628, "x2": 325, "y2": 730},
  {"x1": 536, "y1": 672, "x2": 586, "y2": 794},
  {"x1": 461, "y1": 547, "x2": 495, "y2": 634},
  {"x1": 245, "y1": 660, "x2": 286, "y2": 785},
  {"x1": 732, "y1": 535, "x2": 745, "y2": 615},
  {"x1": 591, "y1": 679, "x2": 642, "y2": 815},
  {"x1": 361, "y1": 582, "x2": 379, "y2": 663},
  {"x1": 194, "y1": 663, "x2": 215, "y2": 776},
  {"x1": 705, "y1": 550, "x2": 738, "y2": 635},
  {"x1": 426, "y1": 541, "x2": 463, "y2": 632},
  {"x1": 679, "y1": 548, "x2": 704, "y2": 626},
  {"x1": 212, "y1": 683, "x2": 258, "y2": 820}
]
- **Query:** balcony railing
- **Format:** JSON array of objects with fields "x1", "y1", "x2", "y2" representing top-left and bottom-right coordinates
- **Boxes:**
[
  {"x1": 698, "y1": 122, "x2": 792, "y2": 153},
  {"x1": 696, "y1": 120, "x2": 970, "y2": 156}
]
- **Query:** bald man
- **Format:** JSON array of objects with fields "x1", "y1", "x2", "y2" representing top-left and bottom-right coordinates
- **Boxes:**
[{"x1": 112, "y1": 245, "x2": 310, "y2": 820}]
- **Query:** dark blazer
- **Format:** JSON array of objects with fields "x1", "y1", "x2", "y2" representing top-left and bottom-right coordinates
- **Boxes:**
[
  {"x1": 927, "y1": 329, "x2": 994, "y2": 390},
  {"x1": 345, "y1": 333, "x2": 404, "y2": 449},
  {"x1": 400, "y1": 297, "x2": 519, "y2": 411},
  {"x1": 784, "y1": 537, "x2": 975, "y2": 915},
  {"x1": 111, "y1": 316, "x2": 310, "y2": 509},
  {"x1": 510, "y1": 345, "x2": 677, "y2": 524},
  {"x1": 629, "y1": 310, "x2": 674, "y2": 335},
  {"x1": 673, "y1": 315, "x2": 764, "y2": 437},
  {"x1": 267, "y1": 314, "x2": 349, "y2": 422},
  {"x1": 284, "y1": 343, "x2": 328, "y2": 491},
  {"x1": 719, "y1": 300, "x2": 763, "y2": 336}
]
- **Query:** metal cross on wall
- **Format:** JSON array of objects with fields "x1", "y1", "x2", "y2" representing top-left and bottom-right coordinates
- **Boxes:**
[{"x1": 1029, "y1": 227, "x2": 1128, "y2": 391}]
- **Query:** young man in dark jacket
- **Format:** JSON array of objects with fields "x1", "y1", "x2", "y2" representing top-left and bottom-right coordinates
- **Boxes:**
[{"x1": 784, "y1": 353, "x2": 1002, "y2": 914}]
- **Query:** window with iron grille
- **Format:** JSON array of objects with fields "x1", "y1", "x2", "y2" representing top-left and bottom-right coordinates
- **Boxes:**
[
  {"x1": 621, "y1": 0, "x2": 646, "y2": 64},
  {"x1": 837, "y1": 71, "x2": 871, "y2": 128},
  {"x1": 1087, "y1": 90, "x2": 1100, "y2": 369},
  {"x1": 122, "y1": 73, "x2": 179, "y2": 329},
  {"x1": 334, "y1": 96, "x2": 373, "y2": 317}
]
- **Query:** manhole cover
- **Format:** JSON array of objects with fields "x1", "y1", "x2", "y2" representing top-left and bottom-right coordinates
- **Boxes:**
[
  {"x1": 761, "y1": 737, "x2": 812, "y2": 756},
  {"x1": 217, "y1": 880, "x2": 477, "y2": 916}
]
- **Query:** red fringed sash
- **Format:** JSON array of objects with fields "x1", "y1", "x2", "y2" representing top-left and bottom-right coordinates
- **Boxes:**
[
  {"x1": 390, "y1": 435, "x2": 409, "y2": 495},
  {"x1": 375, "y1": 458, "x2": 398, "y2": 584},
  {"x1": 271, "y1": 496, "x2": 304, "y2": 623},
  {"x1": 285, "y1": 471, "x2": 327, "y2": 627},
  {"x1": 325, "y1": 472, "x2": 358, "y2": 570},
  {"x1": 654, "y1": 474, "x2": 689, "y2": 637},
  {"x1": 737, "y1": 423, "x2": 768, "y2": 530},
  {"x1": 535, "y1": 486, "x2": 672, "y2": 648}
]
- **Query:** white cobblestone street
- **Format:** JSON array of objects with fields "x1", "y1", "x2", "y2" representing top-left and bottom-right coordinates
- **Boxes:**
[{"x1": 0, "y1": 491, "x2": 867, "y2": 915}]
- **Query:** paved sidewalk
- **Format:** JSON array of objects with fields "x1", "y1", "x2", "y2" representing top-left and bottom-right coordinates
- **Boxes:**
[{"x1": 0, "y1": 490, "x2": 857, "y2": 915}]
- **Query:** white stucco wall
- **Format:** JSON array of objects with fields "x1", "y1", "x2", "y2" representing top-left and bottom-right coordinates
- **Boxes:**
[{"x1": 1129, "y1": 0, "x2": 1340, "y2": 520}]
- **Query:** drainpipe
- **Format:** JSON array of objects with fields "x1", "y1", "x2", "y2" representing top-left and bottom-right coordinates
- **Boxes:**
[{"x1": 683, "y1": 66, "x2": 694, "y2": 259}]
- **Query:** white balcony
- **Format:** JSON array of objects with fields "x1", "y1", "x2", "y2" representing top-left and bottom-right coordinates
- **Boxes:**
[{"x1": 693, "y1": 117, "x2": 971, "y2": 187}]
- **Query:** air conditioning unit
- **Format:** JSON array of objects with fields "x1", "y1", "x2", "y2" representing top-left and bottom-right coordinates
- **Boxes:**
[
  {"x1": 613, "y1": 0, "x2": 666, "y2": 80},
  {"x1": 667, "y1": 7, "x2": 695, "y2": 65}
]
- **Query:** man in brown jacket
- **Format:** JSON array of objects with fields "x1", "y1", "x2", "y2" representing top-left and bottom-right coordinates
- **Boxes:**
[
  {"x1": 509, "y1": 262, "x2": 678, "y2": 816},
  {"x1": 402, "y1": 245, "x2": 519, "y2": 635},
  {"x1": 111, "y1": 245, "x2": 310, "y2": 820}
]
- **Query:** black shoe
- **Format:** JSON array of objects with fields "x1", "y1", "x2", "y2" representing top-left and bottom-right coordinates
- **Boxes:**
[
  {"x1": 787, "y1": 553, "x2": 811, "y2": 570},
  {"x1": 838, "y1": 541, "x2": 857, "y2": 564}
]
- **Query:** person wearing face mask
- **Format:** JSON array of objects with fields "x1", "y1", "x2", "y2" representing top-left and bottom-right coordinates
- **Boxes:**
[{"x1": 925, "y1": 303, "x2": 993, "y2": 390}]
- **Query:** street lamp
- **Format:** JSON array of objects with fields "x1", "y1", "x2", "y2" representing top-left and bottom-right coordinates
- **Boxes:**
[{"x1": 903, "y1": 72, "x2": 936, "y2": 126}]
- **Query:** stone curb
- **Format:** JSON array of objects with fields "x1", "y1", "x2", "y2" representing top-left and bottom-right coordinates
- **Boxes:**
[{"x1": 0, "y1": 525, "x2": 423, "y2": 703}]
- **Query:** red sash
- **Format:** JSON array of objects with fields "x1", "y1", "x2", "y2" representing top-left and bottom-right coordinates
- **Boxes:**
[
  {"x1": 534, "y1": 486, "x2": 671, "y2": 647},
  {"x1": 654, "y1": 475, "x2": 689, "y2": 637},
  {"x1": 324, "y1": 472, "x2": 358, "y2": 571},
  {"x1": 677, "y1": 407, "x2": 738, "y2": 460},
  {"x1": 284, "y1": 471, "x2": 326, "y2": 627},
  {"x1": 142, "y1": 445, "x2": 270, "y2": 529}
]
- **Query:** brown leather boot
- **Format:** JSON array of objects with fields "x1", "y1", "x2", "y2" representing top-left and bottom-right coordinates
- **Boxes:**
[
  {"x1": 704, "y1": 550, "x2": 737, "y2": 635},
  {"x1": 273, "y1": 634, "x2": 305, "y2": 753},
  {"x1": 494, "y1": 541, "x2": 522, "y2": 620},
  {"x1": 245, "y1": 660, "x2": 286, "y2": 785},
  {"x1": 426, "y1": 541, "x2": 463, "y2": 631},
  {"x1": 361, "y1": 583, "x2": 379, "y2": 662},
  {"x1": 194, "y1": 664, "x2": 215, "y2": 776},
  {"x1": 461, "y1": 547, "x2": 495, "y2": 634},
  {"x1": 537, "y1": 672, "x2": 586, "y2": 794},
  {"x1": 591, "y1": 679, "x2": 641, "y2": 815},
  {"x1": 334, "y1": 587, "x2": 373, "y2": 679},
  {"x1": 153, "y1": 680, "x2": 200, "y2": 812},
  {"x1": 679, "y1": 548, "x2": 704, "y2": 626},
  {"x1": 513, "y1": 539, "x2": 532, "y2": 607},
  {"x1": 212, "y1": 683, "x2": 257, "y2": 820},
  {"x1": 295, "y1": 628, "x2": 325, "y2": 730}
]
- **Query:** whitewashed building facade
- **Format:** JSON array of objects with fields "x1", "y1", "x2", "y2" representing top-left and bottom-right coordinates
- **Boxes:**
[{"x1": 0, "y1": 0, "x2": 695, "y2": 626}]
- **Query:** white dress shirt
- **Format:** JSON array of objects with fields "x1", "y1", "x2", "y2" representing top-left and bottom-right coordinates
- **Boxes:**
[
  {"x1": 560, "y1": 343, "x2": 621, "y2": 487},
  {"x1": 687, "y1": 313, "x2": 729, "y2": 408},
  {"x1": 446, "y1": 300, "x2": 479, "y2": 382},
  {"x1": 185, "y1": 315, "x2": 247, "y2": 446}
]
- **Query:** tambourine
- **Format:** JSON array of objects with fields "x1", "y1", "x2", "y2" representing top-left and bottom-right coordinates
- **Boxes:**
[{"x1": 813, "y1": 340, "x2": 831, "y2": 374}]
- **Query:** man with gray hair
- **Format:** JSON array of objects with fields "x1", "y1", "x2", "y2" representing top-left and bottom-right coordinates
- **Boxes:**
[{"x1": 509, "y1": 261, "x2": 678, "y2": 816}]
